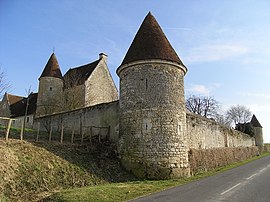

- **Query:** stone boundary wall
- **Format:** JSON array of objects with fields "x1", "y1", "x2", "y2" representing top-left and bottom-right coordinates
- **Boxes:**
[
  {"x1": 189, "y1": 147, "x2": 259, "y2": 175},
  {"x1": 186, "y1": 113, "x2": 255, "y2": 149},
  {"x1": 34, "y1": 101, "x2": 119, "y2": 141}
]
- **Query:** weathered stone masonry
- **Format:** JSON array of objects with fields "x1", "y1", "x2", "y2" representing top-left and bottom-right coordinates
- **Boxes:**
[{"x1": 117, "y1": 60, "x2": 189, "y2": 179}]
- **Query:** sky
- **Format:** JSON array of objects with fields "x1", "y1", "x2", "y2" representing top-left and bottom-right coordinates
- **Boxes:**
[{"x1": 0, "y1": 0, "x2": 269, "y2": 142}]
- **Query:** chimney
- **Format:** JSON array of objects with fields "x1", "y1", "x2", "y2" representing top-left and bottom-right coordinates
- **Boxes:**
[{"x1": 99, "y1": 53, "x2": 108, "y2": 63}]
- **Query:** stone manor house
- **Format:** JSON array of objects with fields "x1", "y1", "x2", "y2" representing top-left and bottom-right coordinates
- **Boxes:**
[{"x1": 0, "y1": 12, "x2": 263, "y2": 179}]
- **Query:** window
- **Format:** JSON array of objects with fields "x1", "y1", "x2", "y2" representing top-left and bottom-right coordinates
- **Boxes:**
[
  {"x1": 26, "y1": 117, "x2": 30, "y2": 123},
  {"x1": 49, "y1": 87, "x2": 52, "y2": 91},
  {"x1": 145, "y1": 78, "x2": 148, "y2": 90}
]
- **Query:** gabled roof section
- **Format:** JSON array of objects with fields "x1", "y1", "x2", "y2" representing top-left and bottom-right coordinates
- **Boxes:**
[
  {"x1": 10, "y1": 93, "x2": 38, "y2": 118},
  {"x1": 39, "y1": 53, "x2": 63, "y2": 79},
  {"x1": 6, "y1": 93, "x2": 24, "y2": 105},
  {"x1": 120, "y1": 12, "x2": 185, "y2": 66},
  {"x1": 63, "y1": 59, "x2": 101, "y2": 88},
  {"x1": 251, "y1": 114, "x2": 262, "y2": 128}
]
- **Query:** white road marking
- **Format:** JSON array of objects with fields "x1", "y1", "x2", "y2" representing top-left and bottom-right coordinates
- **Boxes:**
[
  {"x1": 246, "y1": 173, "x2": 257, "y2": 180},
  {"x1": 259, "y1": 167, "x2": 267, "y2": 173},
  {"x1": 220, "y1": 183, "x2": 241, "y2": 195}
]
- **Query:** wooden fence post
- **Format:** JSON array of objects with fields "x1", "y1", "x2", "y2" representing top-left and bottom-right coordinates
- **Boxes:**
[
  {"x1": 60, "y1": 123, "x2": 64, "y2": 143},
  {"x1": 71, "y1": 129, "x2": 74, "y2": 143},
  {"x1": 90, "y1": 126, "x2": 92, "y2": 143},
  {"x1": 5, "y1": 119, "x2": 12, "y2": 141},
  {"x1": 81, "y1": 128, "x2": 84, "y2": 144},
  {"x1": 98, "y1": 128, "x2": 101, "y2": 143},
  {"x1": 36, "y1": 122, "x2": 40, "y2": 142},
  {"x1": 107, "y1": 126, "x2": 110, "y2": 140},
  {"x1": 49, "y1": 124, "x2": 52, "y2": 142},
  {"x1": 20, "y1": 121, "x2": 24, "y2": 141}
]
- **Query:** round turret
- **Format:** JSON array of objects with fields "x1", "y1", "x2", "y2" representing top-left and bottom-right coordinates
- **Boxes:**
[
  {"x1": 36, "y1": 53, "x2": 63, "y2": 117},
  {"x1": 117, "y1": 12, "x2": 190, "y2": 179}
]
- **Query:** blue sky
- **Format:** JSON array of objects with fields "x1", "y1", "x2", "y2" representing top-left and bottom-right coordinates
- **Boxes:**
[{"x1": 0, "y1": 0, "x2": 269, "y2": 142}]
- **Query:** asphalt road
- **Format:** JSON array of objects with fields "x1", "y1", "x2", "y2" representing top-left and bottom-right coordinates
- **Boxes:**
[{"x1": 131, "y1": 155, "x2": 270, "y2": 202}]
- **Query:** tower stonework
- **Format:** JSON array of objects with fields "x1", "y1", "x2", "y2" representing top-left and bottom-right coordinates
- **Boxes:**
[
  {"x1": 36, "y1": 53, "x2": 63, "y2": 117},
  {"x1": 117, "y1": 12, "x2": 190, "y2": 179},
  {"x1": 251, "y1": 115, "x2": 263, "y2": 146}
]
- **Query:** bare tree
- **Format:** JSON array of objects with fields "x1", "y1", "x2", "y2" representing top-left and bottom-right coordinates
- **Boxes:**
[
  {"x1": 186, "y1": 95, "x2": 220, "y2": 118},
  {"x1": 213, "y1": 113, "x2": 231, "y2": 127},
  {"x1": 225, "y1": 105, "x2": 252, "y2": 126},
  {"x1": 0, "y1": 66, "x2": 11, "y2": 97}
]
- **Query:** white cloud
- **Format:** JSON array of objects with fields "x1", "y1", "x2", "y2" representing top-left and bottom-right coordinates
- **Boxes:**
[
  {"x1": 186, "y1": 83, "x2": 221, "y2": 96},
  {"x1": 185, "y1": 44, "x2": 249, "y2": 63}
]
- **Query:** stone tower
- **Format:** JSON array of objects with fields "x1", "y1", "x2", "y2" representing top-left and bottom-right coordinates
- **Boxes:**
[
  {"x1": 251, "y1": 115, "x2": 263, "y2": 146},
  {"x1": 117, "y1": 12, "x2": 189, "y2": 179},
  {"x1": 36, "y1": 53, "x2": 63, "y2": 117}
]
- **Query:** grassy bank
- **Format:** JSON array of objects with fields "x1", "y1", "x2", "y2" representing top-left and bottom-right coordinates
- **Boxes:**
[
  {"x1": 0, "y1": 139, "x2": 135, "y2": 201},
  {"x1": 47, "y1": 152, "x2": 270, "y2": 202}
]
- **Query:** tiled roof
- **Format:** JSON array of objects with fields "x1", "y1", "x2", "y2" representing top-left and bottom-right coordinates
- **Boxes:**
[
  {"x1": 63, "y1": 59, "x2": 100, "y2": 88},
  {"x1": 39, "y1": 53, "x2": 63, "y2": 79},
  {"x1": 10, "y1": 93, "x2": 38, "y2": 118},
  {"x1": 7, "y1": 93, "x2": 24, "y2": 105},
  {"x1": 251, "y1": 114, "x2": 262, "y2": 128},
  {"x1": 120, "y1": 12, "x2": 185, "y2": 66}
]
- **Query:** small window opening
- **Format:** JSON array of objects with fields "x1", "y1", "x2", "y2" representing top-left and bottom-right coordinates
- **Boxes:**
[
  {"x1": 145, "y1": 123, "x2": 148, "y2": 130},
  {"x1": 49, "y1": 87, "x2": 52, "y2": 91},
  {"x1": 145, "y1": 78, "x2": 148, "y2": 90},
  {"x1": 26, "y1": 117, "x2": 30, "y2": 123}
]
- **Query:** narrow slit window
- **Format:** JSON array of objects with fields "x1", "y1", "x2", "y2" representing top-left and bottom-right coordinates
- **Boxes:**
[
  {"x1": 49, "y1": 87, "x2": 52, "y2": 91},
  {"x1": 145, "y1": 78, "x2": 148, "y2": 90}
]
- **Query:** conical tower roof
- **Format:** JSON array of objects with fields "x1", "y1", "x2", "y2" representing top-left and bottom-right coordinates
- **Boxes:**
[
  {"x1": 251, "y1": 114, "x2": 262, "y2": 128},
  {"x1": 120, "y1": 12, "x2": 185, "y2": 66},
  {"x1": 39, "y1": 53, "x2": 63, "y2": 79}
]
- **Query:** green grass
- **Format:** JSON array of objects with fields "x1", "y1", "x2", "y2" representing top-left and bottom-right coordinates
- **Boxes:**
[
  {"x1": 48, "y1": 152, "x2": 270, "y2": 202},
  {"x1": 0, "y1": 125, "x2": 34, "y2": 132}
]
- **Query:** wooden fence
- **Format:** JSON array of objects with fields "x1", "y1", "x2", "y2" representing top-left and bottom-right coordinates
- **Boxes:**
[{"x1": 0, "y1": 120, "x2": 110, "y2": 144}]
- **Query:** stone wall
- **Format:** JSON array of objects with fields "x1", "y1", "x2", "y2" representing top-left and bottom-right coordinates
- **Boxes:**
[
  {"x1": 186, "y1": 113, "x2": 255, "y2": 149},
  {"x1": 12, "y1": 115, "x2": 34, "y2": 129},
  {"x1": 34, "y1": 101, "x2": 119, "y2": 142},
  {"x1": 85, "y1": 59, "x2": 118, "y2": 107}
]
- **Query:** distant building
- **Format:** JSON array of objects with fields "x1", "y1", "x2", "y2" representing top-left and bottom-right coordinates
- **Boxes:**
[{"x1": 0, "y1": 53, "x2": 118, "y2": 127}]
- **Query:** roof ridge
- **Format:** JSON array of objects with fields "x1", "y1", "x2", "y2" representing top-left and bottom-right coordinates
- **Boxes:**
[{"x1": 67, "y1": 59, "x2": 101, "y2": 72}]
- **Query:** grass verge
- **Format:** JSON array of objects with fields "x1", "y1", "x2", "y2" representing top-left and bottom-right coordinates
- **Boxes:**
[{"x1": 47, "y1": 152, "x2": 270, "y2": 202}]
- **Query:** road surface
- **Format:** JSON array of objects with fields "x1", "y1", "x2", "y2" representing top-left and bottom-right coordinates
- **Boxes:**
[{"x1": 132, "y1": 155, "x2": 270, "y2": 202}]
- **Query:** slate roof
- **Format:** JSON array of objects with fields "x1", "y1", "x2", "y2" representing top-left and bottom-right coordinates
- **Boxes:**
[
  {"x1": 39, "y1": 53, "x2": 63, "y2": 79},
  {"x1": 120, "y1": 12, "x2": 185, "y2": 66},
  {"x1": 9, "y1": 93, "x2": 38, "y2": 118},
  {"x1": 63, "y1": 59, "x2": 100, "y2": 88},
  {"x1": 251, "y1": 114, "x2": 262, "y2": 128}
]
